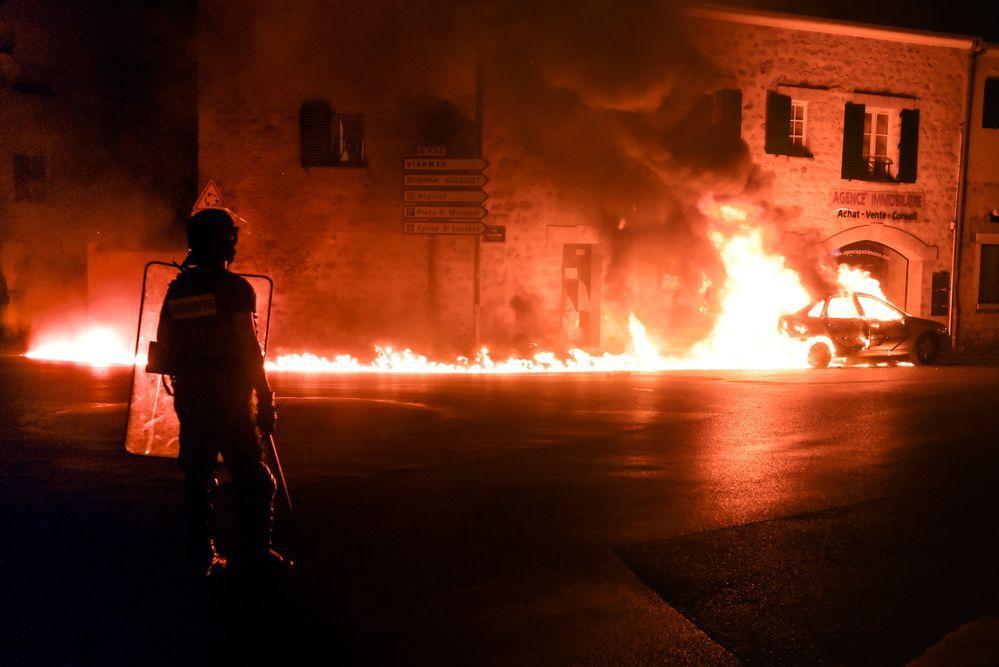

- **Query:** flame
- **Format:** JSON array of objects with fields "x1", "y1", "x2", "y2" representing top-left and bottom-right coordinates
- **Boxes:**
[
  {"x1": 25, "y1": 326, "x2": 140, "y2": 368},
  {"x1": 837, "y1": 264, "x2": 887, "y2": 300},
  {"x1": 25, "y1": 204, "x2": 888, "y2": 374}
]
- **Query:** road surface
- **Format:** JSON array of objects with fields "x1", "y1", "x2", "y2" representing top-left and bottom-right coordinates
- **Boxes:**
[{"x1": 2, "y1": 356, "x2": 997, "y2": 664}]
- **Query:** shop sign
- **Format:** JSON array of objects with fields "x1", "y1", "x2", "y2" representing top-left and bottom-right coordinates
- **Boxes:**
[{"x1": 830, "y1": 189, "x2": 924, "y2": 222}]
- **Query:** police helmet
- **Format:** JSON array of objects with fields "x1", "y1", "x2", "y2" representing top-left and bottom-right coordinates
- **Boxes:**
[{"x1": 186, "y1": 209, "x2": 238, "y2": 265}]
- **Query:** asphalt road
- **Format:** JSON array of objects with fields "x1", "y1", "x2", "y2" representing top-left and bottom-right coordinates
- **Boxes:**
[{"x1": 2, "y1": 356, "x2": 998, "y2": 665}]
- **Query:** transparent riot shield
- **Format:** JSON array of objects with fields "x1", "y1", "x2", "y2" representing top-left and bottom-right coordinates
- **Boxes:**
[{"x1": 124, "y1": 261, "x2": 273, "y2": 458}]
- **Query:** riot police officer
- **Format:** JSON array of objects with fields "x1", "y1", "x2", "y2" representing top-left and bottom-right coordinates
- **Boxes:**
[{"x1": 153, "y1": 208, "x2": 289, "y2": 576}]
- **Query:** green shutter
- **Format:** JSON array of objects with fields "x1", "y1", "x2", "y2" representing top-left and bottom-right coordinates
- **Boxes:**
[
  {"x1": 765, "y1": 91, "x2": 792, "y2": 155},
  {"x1": 300, "y1": 100, "x2": 332, "y2": 167},
  {"x1": 841, "y1": 102, "x2": 866, "y2": 180},
  {"x1": 715, "y1": 89, "x2": 742, "y2": 140},
  {"x1": 897, "y1": 108, "x2": 919, "y2": 183}
]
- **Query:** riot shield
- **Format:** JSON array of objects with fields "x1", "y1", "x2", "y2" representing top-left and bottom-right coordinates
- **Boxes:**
[{"x1": 124, "y1": 261, "x2": 273, "y2": 458}]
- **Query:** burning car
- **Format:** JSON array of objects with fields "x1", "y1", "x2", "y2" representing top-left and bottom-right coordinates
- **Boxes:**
[{"x1": 779, "y1": 292, "x2": 948, "y2": 368}]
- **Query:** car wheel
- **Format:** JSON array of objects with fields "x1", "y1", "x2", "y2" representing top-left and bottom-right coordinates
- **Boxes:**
[
  {"x1": 912, "y1": 332, "x2": 939, "y2": 365},
  {"x1": 807, "y1": 342, "x2": 832, "y2": 369}
]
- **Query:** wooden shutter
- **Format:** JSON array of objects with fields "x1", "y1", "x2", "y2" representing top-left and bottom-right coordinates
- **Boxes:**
[
  {"x1": 897, "y1": 108, "x2": 919, "y2": 183},
  {"x1": 841, "y1": 102, "x2": 866, "y2": 180},
  {"x1": 765, "y1": 91, "x2": 791, "y2": 155},
  {"x1": 715, "y1": 89, "x2": 742, "y2": 140},
  {"x1": 300, "y1": 100, "x2": 332, "y2": 167}
]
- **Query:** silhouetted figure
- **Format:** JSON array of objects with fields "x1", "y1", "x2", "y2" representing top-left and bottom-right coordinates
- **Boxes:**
[{"x1": 153, "y1": 209, "x2": 289, "y2": 577}]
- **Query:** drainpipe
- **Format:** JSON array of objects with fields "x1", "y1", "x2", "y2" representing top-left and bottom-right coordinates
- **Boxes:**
[{"x1": 949, "y1": 39, "x2": 985, "y2": 348}]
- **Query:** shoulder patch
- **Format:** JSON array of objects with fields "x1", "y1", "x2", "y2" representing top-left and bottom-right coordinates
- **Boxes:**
[{"x1": 167, "y1": 293, "x2": 218, "y2": 320}]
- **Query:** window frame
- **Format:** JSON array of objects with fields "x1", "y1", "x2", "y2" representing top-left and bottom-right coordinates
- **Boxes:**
[
  {"x1": 861, "y1": 108, "x2": 895, "y2": 180},
  {"x1": 790, "y1": 100, "x2": 807, "y2": 152},
  {"x1": 975, "y1": 232, "x2": 999, "y2": 311},
  {"x1": 856, "y1": 294, "x2": 904, "y2": 321},
  {"x1": 827, "y1": 295, "x2": 861, "y2": 319}
]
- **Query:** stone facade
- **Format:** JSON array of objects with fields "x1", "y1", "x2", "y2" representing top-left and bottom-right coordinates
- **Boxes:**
[
  {"x1": 955, "y1": 47, "x2": 999, "y2": 348},
  {"x1": 198, "y1": 3, "x2": 987, "y2": 357}
]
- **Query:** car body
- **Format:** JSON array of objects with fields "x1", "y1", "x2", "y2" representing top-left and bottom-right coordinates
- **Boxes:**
[{"x1": 778, "y1": 292, "x2": 948, "y2": 367}]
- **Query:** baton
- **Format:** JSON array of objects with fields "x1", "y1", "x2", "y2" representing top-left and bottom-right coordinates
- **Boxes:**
[{"x1": 264, "y1": 431, "x2": 293, "y2": 513}]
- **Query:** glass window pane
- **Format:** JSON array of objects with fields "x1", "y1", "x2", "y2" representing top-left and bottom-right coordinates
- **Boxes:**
[
  {"x1": 827, "y1": 296, "x2": 859, "y2": 318},
  {"x1": 858, "y1": 295, "x2": 903, "y2": 320},
  {"x1": 876, "y1": 113, "x2": 889, "y2": 134},
  {"x1": 807, "y1": 301, "x2": 824, "y2": 317},
  {"x1": 979, "y1": 245, "x2": 999, "y2": 304},
  {"x1": 864, "y1": 113, "x2": 872, "y2": 133},
  {"x1": 875, "y1": 135, "x2": 887, "y2": 156}
]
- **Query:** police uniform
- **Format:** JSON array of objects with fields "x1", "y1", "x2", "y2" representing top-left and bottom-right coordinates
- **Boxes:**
[{"x1": 156, "y1": 265, "x2": 275, "y2": 570}]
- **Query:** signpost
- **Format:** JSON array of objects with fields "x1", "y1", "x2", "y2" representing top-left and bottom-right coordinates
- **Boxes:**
[{"x1": 402, "y1": 152, "x2": 494, "y2": 238}]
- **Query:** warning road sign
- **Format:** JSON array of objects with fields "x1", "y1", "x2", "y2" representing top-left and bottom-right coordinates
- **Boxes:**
[{"x1": 192, "y1": 180, "x2": 226, "y2": 213}]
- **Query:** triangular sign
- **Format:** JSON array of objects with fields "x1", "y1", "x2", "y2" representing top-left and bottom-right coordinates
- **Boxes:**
[{"x1": 192, "y1": 180, "x2": 226, "y2": 214}]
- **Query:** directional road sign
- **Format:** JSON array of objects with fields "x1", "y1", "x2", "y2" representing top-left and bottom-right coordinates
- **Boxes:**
[
  {"x1": 403, "y1": 158, "x2": 489, "y2": 172},
  {"x1": 404, "y1": 174, "x2": 488, "y2": 188},
  {"x1": 404, "y1": 190, "x2": 488, "y2": 204},
  {"x1": 404, "y1": 221, "x2": 485, "y2": 235},
  {"x1": 403, "y1": 205, "x2": 488, "y2": 220}
]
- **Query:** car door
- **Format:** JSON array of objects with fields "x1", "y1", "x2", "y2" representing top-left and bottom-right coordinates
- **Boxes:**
[
  {"x1": 856, "y1": 294, "x2": 907, "y2": 354},
  {"x1": 824, "y1": 295, "x2": 868, "y2": 354}
]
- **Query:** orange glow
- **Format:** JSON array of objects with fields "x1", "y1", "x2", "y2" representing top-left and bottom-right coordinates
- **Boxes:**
[
  {"x1": 25, "y1": 326, "x2": 140, "y2": 368},
  {"x1": 26, "y1": 204, "x2": 890, "y2": 374}
]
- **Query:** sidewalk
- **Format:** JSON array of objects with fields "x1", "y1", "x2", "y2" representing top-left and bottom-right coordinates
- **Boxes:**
[{"x1": 936, "y1": 349, "x2": 999, "y2": 365}]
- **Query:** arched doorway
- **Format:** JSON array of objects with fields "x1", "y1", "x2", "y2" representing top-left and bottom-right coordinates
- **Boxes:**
[
  {"x1": 833, "y1": 241, "x2": 909, "y2": 308},
  {"x1": 823, "y1": 225, "x2": 938, "y2": 316}
]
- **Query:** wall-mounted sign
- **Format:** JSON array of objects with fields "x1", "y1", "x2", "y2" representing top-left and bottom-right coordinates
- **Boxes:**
[
  {"x1": 830, "y1": 189, "x2": 924, "y2": 222},
  {"x1": 404, "y1": 221, "x2": 485, "y2": 235},
  {"x1": 482, "y1": 225, "x2": 506, "y2": 243}
]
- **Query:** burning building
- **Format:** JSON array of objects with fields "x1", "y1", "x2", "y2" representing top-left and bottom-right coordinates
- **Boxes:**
[{"x1": 193, "y1": 1, "x2": 992, "y2": 364}]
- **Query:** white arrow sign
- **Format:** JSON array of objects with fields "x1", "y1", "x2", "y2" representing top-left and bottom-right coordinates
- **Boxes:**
[
  {"x1": 404, "y1": 221, "x2": 485, "y2": 235},
  {"x1": 403, "y1": 158, "x2": 489, "y2": 172},
  {"x1": 404, "y1": 174, "x2": 489, "y2": 188},
  {"x1": 403, "y1": 205, "x2": 488, "y2": 220},
  {"x1": 404, "y1": 190, "x2": 488, "y2": 203}
]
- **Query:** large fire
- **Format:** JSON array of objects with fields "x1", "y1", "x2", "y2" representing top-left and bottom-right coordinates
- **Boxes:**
[{"x1": 24, "y1": 203, "x2": 886, "y2": 373}]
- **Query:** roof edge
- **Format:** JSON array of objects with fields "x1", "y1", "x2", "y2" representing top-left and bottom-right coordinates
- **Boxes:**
[{"x1": 683, "y1": 4, "x2": 981, "y2": 50}]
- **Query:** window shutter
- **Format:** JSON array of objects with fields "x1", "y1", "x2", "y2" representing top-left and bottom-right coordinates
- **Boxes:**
[
  {"x1": 715, "y1": 89, "x2": 742, "y2": 139},
  {"x1": 300, "y1": 100, "x2": 332, "y2": 167},
  {"x1": 897, "y1": 108, "x2": 919, "y2": 183},
  {"x1": 841, "y1": 102, "x2": 866, "y2": 180},
  {"x1": 765, "y1": 91, "x2": 792, "y2": 155}
]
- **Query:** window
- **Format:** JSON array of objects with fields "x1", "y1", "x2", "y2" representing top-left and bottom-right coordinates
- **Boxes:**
[
  {"x1": 863, "y1": 110, "x2": 891, "y2": 178},
  {"x1": 765, "y1": 91, "x2": 809, "y2": 156},
  {"x1": 979, "y1": 243, "x2": 999, "y2": 306},
  {"x1": 14, "y1": 154, "x2": 46, "y2": 201},
  {"x1": 857, "y1": 295, "x2": 903, "y2": 321},
  {"x1": 790, "y1": 101, "x2": 807, "y2": 150},
  {"x1": 841, "y1": 102, "x2": 919, "y2": 183},
  {"x1": 984, "y1": 78, "x2": 999, "y2": 129},
  {"x1": 827, "y1": 296, "x2": 859, "y2": 318},
  {"x1": 300, "y1": 100, "x2": 365, "y2": 167},
  {"x1": 807, "y1": 301, "x2": 824, "y2": 318}
]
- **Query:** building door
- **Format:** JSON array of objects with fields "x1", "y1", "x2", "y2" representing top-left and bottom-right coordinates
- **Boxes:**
[
  {"x1": 561, "y1": 244, "x2": 597, "y2": 346},
  {"x1": 835, "y1": 240, "x2": 909, "y2": 309}
]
